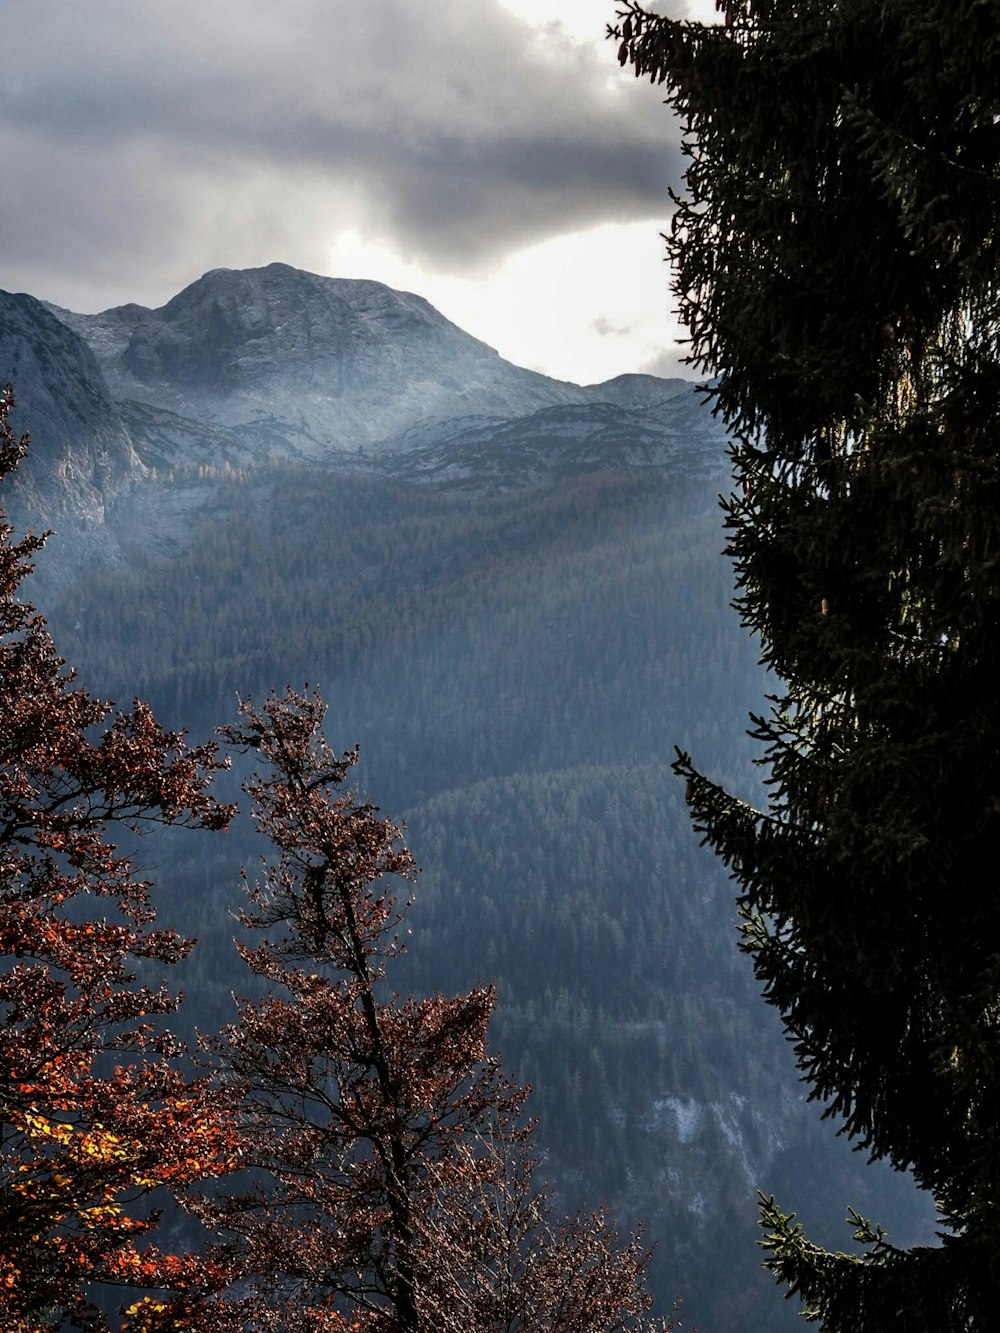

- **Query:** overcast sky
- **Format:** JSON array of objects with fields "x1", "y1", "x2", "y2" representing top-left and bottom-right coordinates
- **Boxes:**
[{"x1": 1, "y1": 0, "x2": 717, "y2": 385}]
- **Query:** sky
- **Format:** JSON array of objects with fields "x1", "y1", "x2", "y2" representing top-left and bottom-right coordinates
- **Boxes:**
[{"x1": 1, "y1": 0, "x2": 719, "y2": 386}]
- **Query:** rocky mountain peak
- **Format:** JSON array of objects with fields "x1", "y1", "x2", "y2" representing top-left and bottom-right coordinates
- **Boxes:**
[
  {"x1": 5, "y1": 264, "x2": 722, "y2": 564},
  {"x1": 47, "y1": 263, "x2": 598, "y2": 453},
  {"x1": 119, "y1": 262, "x2": 497, "y2": 402}
]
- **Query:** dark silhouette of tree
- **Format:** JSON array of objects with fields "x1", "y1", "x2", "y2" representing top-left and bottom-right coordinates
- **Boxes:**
[
  {"x1": 0, "y1": 385, "x2": 239, "y2": 1331},
  {"x1": 612, "y1": 2, "x2": 1000, "y2": 1327},
  {"x1": 197, "y1": 688, "x2": 676, "y2": 1333}
]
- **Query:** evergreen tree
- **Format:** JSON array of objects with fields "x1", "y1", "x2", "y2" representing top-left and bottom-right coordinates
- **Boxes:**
[{"x1": 612, "y1": 2, "x2": 1000, "y2": 1327}]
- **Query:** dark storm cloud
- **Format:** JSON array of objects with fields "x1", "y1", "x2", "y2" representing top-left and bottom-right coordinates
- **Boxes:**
[
  {"x1": 347, "y1": 129, "x2": 673, "y2": 262},
  {"x1": 0, "y1": 0, "x2": 680, "y2": 310}
]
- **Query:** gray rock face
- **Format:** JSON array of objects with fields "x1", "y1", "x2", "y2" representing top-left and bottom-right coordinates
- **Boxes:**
[
  {"x1": 56, "y1": 263, "x2": 625, "y2": 456},
  {"x1": 0, "y1": 291, "x2": 144, "y2": 527},
  {"x1": 9, "y1": 264, "x2": 723, "y2": 549}
]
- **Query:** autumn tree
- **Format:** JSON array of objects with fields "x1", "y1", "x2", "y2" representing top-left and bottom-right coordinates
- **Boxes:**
[
  {"x1": 0, "y1": 386, "x2": 238, "y2": 1332},
  {"x1": 196, "y1": 688, "x2": 676, "y2": 1333},
  {"x1": 612, "y1": 1, "x2": 1000, "y2": 1327}
]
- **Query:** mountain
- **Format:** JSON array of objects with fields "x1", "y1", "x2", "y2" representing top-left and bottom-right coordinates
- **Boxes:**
[
  {"x1": 2, "y1": 265, "x2": 932, "y2": 1331},
  {"x1": 44, "y1": 262, "x2": 695, "y2": 461},
  {"x1": 0, "y1": 263, "x2": 723, "y2": 588},
  {"x1": 0, "y1": 263, "x2": 722, "y2": 593},
  {"x1": 0, "y1": 262, "x2": 724, "y2": 564}
]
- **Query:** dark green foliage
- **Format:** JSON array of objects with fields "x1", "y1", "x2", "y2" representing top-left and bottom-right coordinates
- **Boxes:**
[{"x1": 613, "y1": 0, "x2": 1000, "y2": 1325}]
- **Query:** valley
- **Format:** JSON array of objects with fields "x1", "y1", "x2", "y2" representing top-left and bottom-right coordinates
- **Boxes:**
[{"x1": 1, "y1": 265, "x2": 934, "y2": 1330}]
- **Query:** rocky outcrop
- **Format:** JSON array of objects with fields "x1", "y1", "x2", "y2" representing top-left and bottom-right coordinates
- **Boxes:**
[{"x1": 0, "y1": 291, "x2": 144, "y2": 529}]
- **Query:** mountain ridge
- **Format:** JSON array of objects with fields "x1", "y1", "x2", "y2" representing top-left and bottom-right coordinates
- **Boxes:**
[
  {"x1": 2, "y1": 263, "x2": 724, "y2": 590},
  {"x1": 42, "y1": 263, "x2": 695, "y2": 454},
  {"x1": 4, "y1": 263, "x2": 719, "y2": 501}
]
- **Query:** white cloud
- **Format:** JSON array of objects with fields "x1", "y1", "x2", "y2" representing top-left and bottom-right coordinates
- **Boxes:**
[{"x1": 326, "y1": 219, "x2": 688, "y2": 385}]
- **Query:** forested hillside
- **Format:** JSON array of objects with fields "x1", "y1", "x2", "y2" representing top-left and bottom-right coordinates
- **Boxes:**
[{"x1": 41, "y1": 455, "x2": 931, "y2": 1329}]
